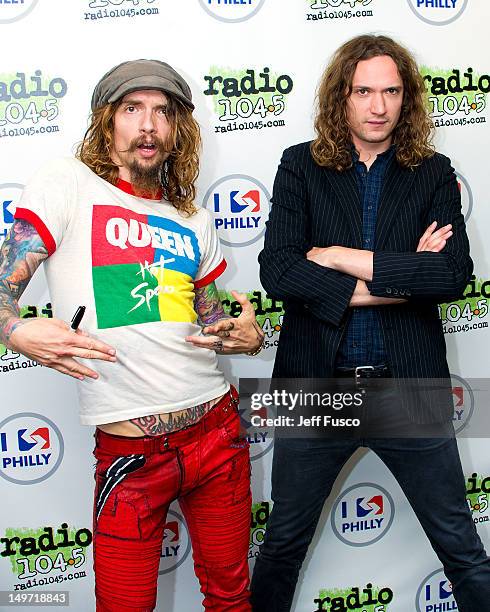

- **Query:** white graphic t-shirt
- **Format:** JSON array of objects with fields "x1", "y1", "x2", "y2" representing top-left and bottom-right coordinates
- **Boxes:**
[{"x1": 15, "y1": 158, "x2": 229, "y2": 425}]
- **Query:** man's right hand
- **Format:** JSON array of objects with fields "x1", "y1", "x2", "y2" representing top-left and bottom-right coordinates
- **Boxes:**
[
  {"x1": 8, "y1": 318, "x2": 116, "y2": 381},
  {"x1": 417, "y1": 222, "x2": 452, "y2": 253}
]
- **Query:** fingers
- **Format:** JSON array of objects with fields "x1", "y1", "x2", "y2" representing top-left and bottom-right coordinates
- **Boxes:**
[
  {"x1": 185, "y1": 334, "x2": 220, "y2": 348},
  {"x1": 417, "y1": 221, "x2": 437, "y2": 251},
  {"x1": 417, "y1": 223, "x2": 452, "y2": 252},
  {"x1": 428, "y1": 225, "x2": 452, "y2": 241},
  {"x1": 69, "y1": 334, "x2": 116, "y2": 357},
  {"x1": 427, "y1": 238, "x2": 447, "y2": 253},
  {"x1": 422, "y1": 220, "x2": 438, "y2": 238},
  {"x1": 7, "y1": 317, "x2": 116, "y2": 380},
  {"x1": 230, "y1": 290, "x2": 256, "y2": 316},
  {"x1": 306, "y1": 250, "x2": 318, "y2": 261},
  {"x1": 423, "y1": 229, "x2": 452, "y2": 252},
  {"x1": 185, "y1": 334, "x2": 227, "y2": 352},
  {"x1": 202, "y1": 319, "x2": 235, "y2": 335},
  {"x1": 252, "y1": 319, "x2": 265, "y2": 339},
  {"x1": 53, "y1": 357, "x2": 100, "y2": 381},
  {"x1": 185, "y1": 334, "x2": 244, "y2": 354},
  {"x1": 186, "y1": 321, "x2": 263, "y2": 354},
  {"x1": 47, "y1": 333, "x2": 117, "y2": 363},
  {"x1": 55, "y1": 365, "x2": 84, "y2": 381},
  {"x1": 189, "y1": 292, "x2": 264, "y2": 354},
  {"x1": 70, "y1": 347, "x2": 118, "y2": 362}
]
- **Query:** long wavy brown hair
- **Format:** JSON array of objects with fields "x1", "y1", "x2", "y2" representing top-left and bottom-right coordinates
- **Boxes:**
[
  {"x1": 76, "y1": 95, "x2": 201, "y2": 215},
  {"x1": 311, "y1": 35, "x2": 434, "y2": 171}
]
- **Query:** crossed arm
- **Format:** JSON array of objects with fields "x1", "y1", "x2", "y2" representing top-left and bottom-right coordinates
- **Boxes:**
[
  {"x1": 259, "y1": 148, "x2": 470, "y2": 324},
  {"x1": 307, "y1": 221, "x2": 453, "y2": 307}
]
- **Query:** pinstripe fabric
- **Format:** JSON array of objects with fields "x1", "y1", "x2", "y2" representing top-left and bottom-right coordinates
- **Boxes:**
[{"x1": 259, "y1": 141, "x2": 473, "y2": 389}]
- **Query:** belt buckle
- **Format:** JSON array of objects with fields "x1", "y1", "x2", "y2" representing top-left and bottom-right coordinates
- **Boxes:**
[{"x1": 355, "y1": 365, "x2": 375, "y2": 381}]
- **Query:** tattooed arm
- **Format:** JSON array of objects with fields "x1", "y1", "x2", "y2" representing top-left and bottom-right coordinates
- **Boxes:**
[
  {"x1": 0, "y1": 220, "x2": 48, "y2": 345},
  {"x1": 186, "y1": 283, "x2": 264, "y2": 354},
  {"x1": 0, "y1": 220, "x2": 117, "y2": 380},
  {"x1": 194, "y1": 281, "x2": 231, "y2": 326}
]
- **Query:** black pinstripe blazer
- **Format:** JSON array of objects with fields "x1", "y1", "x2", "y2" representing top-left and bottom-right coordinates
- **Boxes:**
[{"x1": 259, "y1": 141, "x2": 473, "y2": 382}]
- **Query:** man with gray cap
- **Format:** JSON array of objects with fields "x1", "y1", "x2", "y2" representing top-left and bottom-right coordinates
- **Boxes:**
[{"x1": 0, "y1": 59, "x2": 262, "y2": 611}]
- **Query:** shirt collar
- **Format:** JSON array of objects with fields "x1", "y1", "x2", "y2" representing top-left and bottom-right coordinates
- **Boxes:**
[
  {"x1": 352, "y1": 144, "x2": 396, "y2": 165},
  {"x1": 115, "y1": 178, "x2": 163, "y2": 201}
]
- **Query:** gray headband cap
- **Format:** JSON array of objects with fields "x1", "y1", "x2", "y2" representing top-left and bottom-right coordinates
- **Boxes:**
[{"x1": 91, "y1": 59, "x2": 194, "y2": 111}]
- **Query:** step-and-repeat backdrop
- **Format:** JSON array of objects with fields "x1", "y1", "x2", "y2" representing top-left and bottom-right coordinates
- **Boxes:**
[{"x1": 1, "y1": 1, "x2": 489, "y2": 610}]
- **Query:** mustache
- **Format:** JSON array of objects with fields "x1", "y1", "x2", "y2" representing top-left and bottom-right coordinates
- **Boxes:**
[{"x1": 119, "y1": 135, "x2": 168, "y2": 154}]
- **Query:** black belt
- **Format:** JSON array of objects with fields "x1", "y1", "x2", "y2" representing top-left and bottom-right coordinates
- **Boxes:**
[{"x1": 334, "y1": 365, "x2": 391, "y2": 380}]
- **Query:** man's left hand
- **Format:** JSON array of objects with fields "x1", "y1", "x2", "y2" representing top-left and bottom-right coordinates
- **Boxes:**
[{"x1": 185, "y1": 291, "x2": 264, "y2": 355}]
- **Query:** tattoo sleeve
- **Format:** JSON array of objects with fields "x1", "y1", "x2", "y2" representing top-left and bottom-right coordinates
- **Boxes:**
[
  {"x1": 194, "y1": 281, "x2": 231, "y2": 326},
  {"x1": 0, "y1": 220, "x2": 48, "y2": 345}
]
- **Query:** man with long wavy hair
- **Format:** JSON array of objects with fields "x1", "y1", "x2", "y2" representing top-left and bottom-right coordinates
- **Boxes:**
[
  {"x1": 251, "y1": 35, "x2": 490, "y2": 611},
  {"x1": 0, "y1": 60, "x2": 263, "y2": 611}
]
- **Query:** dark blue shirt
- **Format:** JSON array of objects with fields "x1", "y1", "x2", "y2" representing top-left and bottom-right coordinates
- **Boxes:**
[{"x1": 335, "y1": 146, "x2": 395, "y2": 368}]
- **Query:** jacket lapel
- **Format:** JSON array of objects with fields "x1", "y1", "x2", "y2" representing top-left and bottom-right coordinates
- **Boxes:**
[
  {"x1": 375, "y1": 158, "x2": 415, "y2": 249},
  {"x1": 323, "y1": 166, "x2": 363, "y2": 248}
]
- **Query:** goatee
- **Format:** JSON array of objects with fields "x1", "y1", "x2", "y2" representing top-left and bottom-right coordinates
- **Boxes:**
[
  {"x1": 128, "y1": 159, "x2": 163, "y2": 198},
  {"x1": 126, "y1": 135, "x2": 167, "y2": 198}
]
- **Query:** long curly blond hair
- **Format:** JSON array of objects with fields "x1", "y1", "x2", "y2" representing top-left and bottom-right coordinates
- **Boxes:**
[
  {"x1": 311, "y1": 35, "x2": 434, "y2": 171},
  {"x1": 76, "y1": 95, "x2": 201, "y2": 215}
]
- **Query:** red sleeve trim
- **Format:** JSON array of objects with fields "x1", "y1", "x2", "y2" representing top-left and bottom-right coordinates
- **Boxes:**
[
  {"x1": 194, "y1": 258, "x2": 227, "y2": 289},
  {"x1": 14, "y1": 208, "x2": 56, "y2": 256}
]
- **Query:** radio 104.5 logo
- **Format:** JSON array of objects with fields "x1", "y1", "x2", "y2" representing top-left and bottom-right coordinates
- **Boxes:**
[
  {"x1": 439, "y1": 275, "x2": 490, "y2": 335},
  {"x1": 421, "y1": 66, "x2": 488, "y2": 129},
  {"x1": 1, "y1": 523, "x2": 91, "y2": 591},
  {"x1": 306, "y1": 0, "x2": 374, "y2": 23},
  {"x1": 83, "y1": 0, "x2": 160, "y2": 22},
  {"x1": 0, "y1": 71, "x2": 67, "y2": 140},
  {"x1": 203, "y1": 67, "x2": 293, "y2": 136},
  {"x1": 314, "y1": 583, "x2": 394, "y2": 612}
]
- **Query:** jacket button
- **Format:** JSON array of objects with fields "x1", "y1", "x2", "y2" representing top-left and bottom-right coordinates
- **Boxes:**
[{"x1": 386, "y1": 288, "x2": 392, "y2": 294}]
